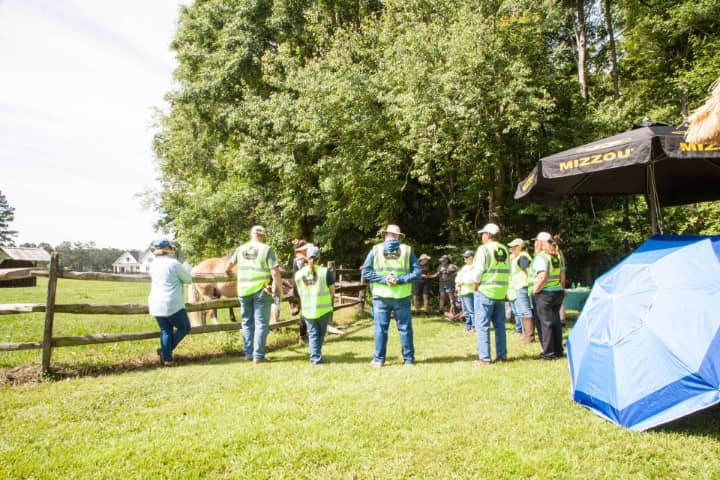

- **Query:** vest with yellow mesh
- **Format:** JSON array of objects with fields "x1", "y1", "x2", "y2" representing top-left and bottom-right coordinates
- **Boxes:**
[
  {"x1": 475, "y1": 241, "x2": 510, "y2": 301},
  {"x1": 528, "y1": 252, "x2": 563, "y2": 291},
  {"x1": 234, "y1": 241, "x2": 271, "y2": 297},
  {"x1": 371, "y1": 243, "x2": 412, "y2": 299},
  {"x1": 295, "y1": 265, "x2": 333, "y2": 319},
  {"x1": 507, "y1": 251, "x2": 532, "y2": 301}
]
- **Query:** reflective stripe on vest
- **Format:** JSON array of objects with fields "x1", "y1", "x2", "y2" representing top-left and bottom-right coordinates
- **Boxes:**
[
  {"x1": 477, "y1": 241, "x2": 510, "y2": 300},
  {"x1": 528, "y1": 252, "x2": 562, "y2": 291},
  {"x1": 235, "y1": 241, "x2": 271, "y2": 297},
  {"x1": 457, "y1": 264, "x2": 475, "y2": 296},
  {"x1": 371, "y1": 243, "x2": 412, "y2": 298},
  {"x1": 295, "y1": 265, "x2": 333, "y2": 319}
]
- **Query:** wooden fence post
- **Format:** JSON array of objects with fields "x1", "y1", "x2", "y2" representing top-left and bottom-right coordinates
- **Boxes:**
[
  {"x1": 358, "y1": 275, "x2": 366, "y2": 312},
  {"x1": 41, "y1": 252, "x2": 59, "y2": 375}
]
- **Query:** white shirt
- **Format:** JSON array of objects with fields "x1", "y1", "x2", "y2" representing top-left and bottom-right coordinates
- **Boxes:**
[
  {"x1": 471, "y1": 245, "x2": 487, "y2": 283},
  {"x1": 148, "y1": 255, "x2": 192, "y2": 317}
]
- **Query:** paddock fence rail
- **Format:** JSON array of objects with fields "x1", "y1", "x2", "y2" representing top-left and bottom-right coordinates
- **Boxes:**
[{"x1": 0, "y1": 254, "x2": 367, "y2": 374}]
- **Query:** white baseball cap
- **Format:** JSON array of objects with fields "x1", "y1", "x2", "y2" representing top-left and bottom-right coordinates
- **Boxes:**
[
  {"x1": 478, "y1": 223, "x2": 500, "y2": 236},
  {"x1": 534, "y1": 232, "x2": 552, "y2": 242}
]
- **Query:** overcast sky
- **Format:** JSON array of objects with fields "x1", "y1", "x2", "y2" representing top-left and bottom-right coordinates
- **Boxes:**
[{"x1": 0, "y1": 0, "x2": 187, "y2": 250}]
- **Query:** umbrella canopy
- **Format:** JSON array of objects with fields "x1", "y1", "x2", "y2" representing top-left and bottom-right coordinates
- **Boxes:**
[
  {"x1": 567, "y1": 235, "x2": 720, "y2": 431},
  {"x1": 514, "y1": 124, "x2": 720, "y2": 231}
]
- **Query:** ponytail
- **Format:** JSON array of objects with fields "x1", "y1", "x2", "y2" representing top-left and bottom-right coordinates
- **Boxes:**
[{"x1": 308, "y1": 256, "x2": 316, "y2": 275}]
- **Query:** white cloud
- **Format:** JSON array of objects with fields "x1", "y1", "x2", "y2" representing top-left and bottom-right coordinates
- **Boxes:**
[{"x1": 0, "y1": 0, "x2": 187, "y2": 249}]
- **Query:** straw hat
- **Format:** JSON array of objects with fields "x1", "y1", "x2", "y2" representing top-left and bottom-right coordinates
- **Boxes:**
[
  {"x1": 383, "y1": 224, "x2": 405, "y2": 238},
  {"x1": 686, "y1": 76, "x2": 720, "y2": 145},
  {"x1": 250, "y1": 225, "x2": 266, "y2": 236}
]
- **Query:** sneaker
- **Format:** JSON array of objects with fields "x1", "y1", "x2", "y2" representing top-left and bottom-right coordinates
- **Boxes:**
[
  {"x1": 161, "y1": 361, "x2": 174, "y2": 367},
  {"x1": 404, "y1": 361, "x2": 415, "y2": 366},
  {"x1": 253, "y1": 358, "x2": 270, "y2": 364},
  {"x1": 495, "y1": 357, "x2": 508, "y2": 363},
  {"x1": 371, "y1": 360, "x2": 384, "y2": 368},
  {"x1": 311, "y1": 358, "x2": 326, "y2": 365},
  {"x1": 475, "y1": 359, "x2": 492, "y2": 366}
]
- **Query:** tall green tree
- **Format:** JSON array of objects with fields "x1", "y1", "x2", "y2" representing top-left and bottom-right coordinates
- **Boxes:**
[{"x1": 0, "y1": 190, "x2": 17, "y2": 246}]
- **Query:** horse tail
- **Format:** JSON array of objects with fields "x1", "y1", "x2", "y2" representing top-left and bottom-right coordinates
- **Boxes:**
[{"x1": 187, "y1": 282, "x2": 203, "y2": 327}]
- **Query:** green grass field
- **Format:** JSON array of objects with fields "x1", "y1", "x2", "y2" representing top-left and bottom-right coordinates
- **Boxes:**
[{"x1": 1, "y1": 279, "x2": 720, "y2": 479}]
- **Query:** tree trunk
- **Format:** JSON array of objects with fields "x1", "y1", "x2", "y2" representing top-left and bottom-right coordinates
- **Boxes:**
[
  {"x1": 447, "y1": 202, "x2": 458, "y2": 245},
  {"x1": 603, "y1": 0, "x2": 620, "y2": 99},
  {"x1": 575, "y1": 0, "x2": 589, "y2": 101},
  {"x1": 488, "y1": 159, "x2": 505, "y2": 223}
]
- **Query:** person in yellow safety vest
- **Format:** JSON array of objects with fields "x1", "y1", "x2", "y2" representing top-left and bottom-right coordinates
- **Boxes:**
[
  {"x1": 455, "y1": 250, "x2": 477, "y2": 333},
  {"x1": 294, "y1": 245, "x2": 335, "y2": 365},
  {"x1": 507, "y1": 238, "x2": 535, "y2": 344},
  {"x1": 360, "y1": 224, "x2": 422, "y2": 367},
  {"x1": 472, "y1": 223, "x2": 510, "y2": 364},
  {"x1": 529, "y1": 231, "x2": 566, "y2": 360},
  {"x1": 226, "y1": 225, "x2": 283, "y2": 363}
]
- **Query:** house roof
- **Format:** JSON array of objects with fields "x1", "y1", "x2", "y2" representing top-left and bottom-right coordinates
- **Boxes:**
[
  {"x1": 139, "y1": 250, "x2": 154, "y2": 263},
  {"x1": 0, "y1": 246, "x2": 51, "y2": 263},
  {"x1": 112, "y1": 251, "x2": 140, "y2": 265}
]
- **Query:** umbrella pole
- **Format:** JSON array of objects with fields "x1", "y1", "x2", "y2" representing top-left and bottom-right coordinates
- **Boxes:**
[{"x1": 647, "y1": 163, "x2": 663, "y2": 235}]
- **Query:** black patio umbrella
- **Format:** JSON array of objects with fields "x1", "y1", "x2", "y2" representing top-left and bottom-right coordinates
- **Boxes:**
[{"x1": 514, "y1": 124, "x2": 720, "y2": 233}]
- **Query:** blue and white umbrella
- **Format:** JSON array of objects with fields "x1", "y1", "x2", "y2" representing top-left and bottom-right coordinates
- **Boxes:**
[{"x1": 567, "y1": 235, "x2": 720, "y2": 431}]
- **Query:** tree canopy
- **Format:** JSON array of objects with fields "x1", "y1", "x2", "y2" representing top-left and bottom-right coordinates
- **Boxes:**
[{"x1": 152, "y1": 0, "x2": 720, "y2": 282}]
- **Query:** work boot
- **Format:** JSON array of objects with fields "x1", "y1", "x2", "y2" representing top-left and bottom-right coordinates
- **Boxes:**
[{"x1": 521, "y1": 316, "x2": 535, "y2": 344}]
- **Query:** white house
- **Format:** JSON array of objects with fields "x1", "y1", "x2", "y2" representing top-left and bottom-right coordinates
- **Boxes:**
[
  {"x1": 138, "y1": 251, "x2": 155, "y2": 273},
  {"x1": 112, "y1": 252, "x2": 140, "y2": 273}
]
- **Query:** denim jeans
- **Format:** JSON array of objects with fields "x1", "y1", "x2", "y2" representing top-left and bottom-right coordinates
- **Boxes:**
[
  {"x1": 304, "y1": 312, "x2": 331, "y2": 363},
  {"x1": 510, "y1": 287, "x2": 532, "y2": 333},
  {"x1": 239, "y1": 288, "x2": 272, "y2": 360},
  {"x1": 155, "y1": 308, "x2": 191, "y2": 362},
  {"x1": 460, "y1": 294, "x2": 475, "y2": 331},
  {"x1": 473, "y1": 291, "x2": 507, "y2": 362},
  {"x1": 372, "y1": 297, "x2": 414, "y2": 364}
]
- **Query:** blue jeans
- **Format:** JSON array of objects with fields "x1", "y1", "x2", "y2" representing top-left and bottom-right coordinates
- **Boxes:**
[
  {"x1": 510, "y1": 288, "x2": 532, "y2": 333},
  {"x1": 304, "y1": 312, "x2": 331, "y2": 363},
  {"x1": 372, "y1": 297, "x2": 414, "y2": 364},
  {"x1": 239, "y1": 289, "x2": 272, "y2": 360},
  {"x1": 155, "y1": 308, "x2": 191, "y2": 362},
  {"x1": 460, "y1": 294, "x2": 475, "y2": 331},
  {"x1": 474, "y1": 292, "x2": 507, "y2": 362}
]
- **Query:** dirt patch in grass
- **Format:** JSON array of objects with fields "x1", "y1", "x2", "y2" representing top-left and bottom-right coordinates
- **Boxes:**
[{"x1": 0, "y1": 310, "x2": 370, "y2": 386}]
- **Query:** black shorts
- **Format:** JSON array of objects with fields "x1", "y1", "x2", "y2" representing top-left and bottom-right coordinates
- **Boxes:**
[{"x1": 413, "y1": 278, "x2": 431, "y2": 296}]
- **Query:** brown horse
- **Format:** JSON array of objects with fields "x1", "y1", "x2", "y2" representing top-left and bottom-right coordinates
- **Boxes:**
[
  {"x1": 188, "y1": 256, "x2": 294, "y2": 327},
  {"x1": 188, "y1": 257, "x2": 237, "y2": 327}
]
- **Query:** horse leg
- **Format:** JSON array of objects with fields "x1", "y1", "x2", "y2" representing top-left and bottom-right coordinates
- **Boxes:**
[
  {"x1": 229, "y1": 307, "x2": 236, "y2": 322},
  {"x1": 188, "y1": 284, "x2": 205, "y2": 327}
]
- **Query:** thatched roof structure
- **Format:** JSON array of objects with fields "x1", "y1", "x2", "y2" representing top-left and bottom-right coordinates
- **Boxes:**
[{"x1": 686, "y1": 76, "x2": 720, "y2": 145}]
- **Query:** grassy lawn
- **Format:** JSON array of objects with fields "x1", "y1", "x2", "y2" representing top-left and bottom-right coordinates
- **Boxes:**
[{"x1": 1, "y1": 279, "x2": 720, "y2": 479}]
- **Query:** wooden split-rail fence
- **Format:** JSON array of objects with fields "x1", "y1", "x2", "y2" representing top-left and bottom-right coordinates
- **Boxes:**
[{"x1": 0, "y1": 254, "x2": 367, "y2": 375}]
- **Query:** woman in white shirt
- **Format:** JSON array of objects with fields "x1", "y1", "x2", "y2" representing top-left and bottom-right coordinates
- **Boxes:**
[{"x1": 148, "y1": 239, "x2": 192, "y2": 366}]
